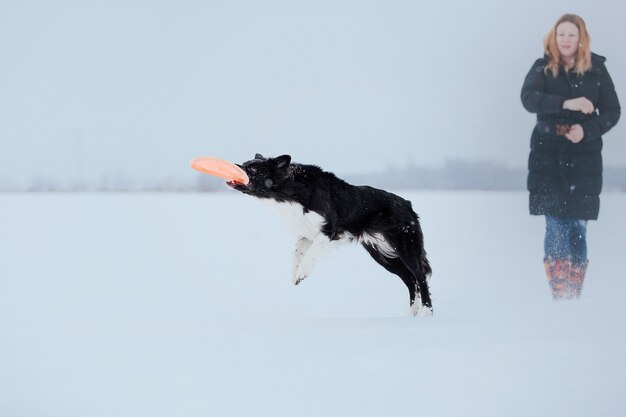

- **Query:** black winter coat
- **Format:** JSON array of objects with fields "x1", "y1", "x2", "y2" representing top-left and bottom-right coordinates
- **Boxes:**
[{"x1": 521, "y1": 53, "x2": 620, "y2": 220}]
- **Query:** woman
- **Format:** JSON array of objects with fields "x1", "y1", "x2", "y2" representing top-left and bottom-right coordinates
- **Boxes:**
[{"x1": 521, "y1": 14, "x2": 620, "y2": 299}]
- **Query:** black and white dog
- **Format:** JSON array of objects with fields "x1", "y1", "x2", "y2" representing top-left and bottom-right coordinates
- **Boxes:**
[{"x1": 228, "y1": 154, "x2": 433, "y2": 316}]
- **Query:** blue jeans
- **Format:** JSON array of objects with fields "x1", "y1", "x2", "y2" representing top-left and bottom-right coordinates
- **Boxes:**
[{"x1": 544, "y1": 216, "x2": 588, "y2": 265}]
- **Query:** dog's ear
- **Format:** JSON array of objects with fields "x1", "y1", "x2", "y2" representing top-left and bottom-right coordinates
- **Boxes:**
[
  {"x1": 274, "y1": 154, "x2": 291, "y2": 170},
  {"x1": 255, "y1": 153, "x2": 265, "y2": 160}
]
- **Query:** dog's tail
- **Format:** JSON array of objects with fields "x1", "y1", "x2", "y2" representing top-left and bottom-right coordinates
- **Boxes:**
[
  {"x1": 410, "y1": 209, "x2": 432, "y2": 279},
  {"x1": 421, "y1": 254, "x2": 432, "y2": 278}
]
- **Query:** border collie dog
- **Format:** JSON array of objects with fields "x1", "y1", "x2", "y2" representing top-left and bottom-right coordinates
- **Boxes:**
[{"x1": 228, "y1": 154, "x2": 433, "y2": 316}]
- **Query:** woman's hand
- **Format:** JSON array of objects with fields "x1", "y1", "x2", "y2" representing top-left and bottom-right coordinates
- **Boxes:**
[
  {"x1": 565, "y1": 124, "x2": 584, "y2": 143},
  {"x1": 563, "y1": 97, "x2": 595, "y2": 114}
]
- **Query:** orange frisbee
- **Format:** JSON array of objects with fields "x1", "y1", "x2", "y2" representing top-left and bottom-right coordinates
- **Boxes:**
[{"x1": 190, "y1": 157, "x2": 250, "y2": 185}]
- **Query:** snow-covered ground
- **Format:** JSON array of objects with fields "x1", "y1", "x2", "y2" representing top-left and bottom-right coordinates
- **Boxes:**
[{"x1": 1, "y1": 191, "x2": 625, "y2": 417}]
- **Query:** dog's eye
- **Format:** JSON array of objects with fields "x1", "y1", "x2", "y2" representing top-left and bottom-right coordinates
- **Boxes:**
[{"x1": 264, "y1": 179, "x2": 273, "y2": 189}]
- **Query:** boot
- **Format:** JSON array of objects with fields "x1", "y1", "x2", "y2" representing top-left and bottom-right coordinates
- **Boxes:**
[
  {"x1": 568, "y1": 261, "x2": 589, "y2": 298},
  {"x1": 544, "y1": 258, "x2": 588, "y2": 300},
  {"x1": 543, "y1": 258, "x2": 569, "y2": 300}
]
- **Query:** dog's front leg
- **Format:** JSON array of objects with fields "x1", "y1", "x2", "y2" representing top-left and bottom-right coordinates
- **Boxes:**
[
  {"x1": 293, "y1": 233, "x2": 332, "y2": 285},
  {"x1": 292, "y1": 237, "x2": 313, "y2": 284}
]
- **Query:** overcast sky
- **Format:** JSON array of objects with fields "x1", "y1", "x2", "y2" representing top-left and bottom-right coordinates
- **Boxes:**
[{"x1": 1, "y1": 0, "x2": 625, "y2": 187}]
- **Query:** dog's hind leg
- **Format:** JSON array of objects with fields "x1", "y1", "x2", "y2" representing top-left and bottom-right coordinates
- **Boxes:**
[
  {"x1": 361, "y1": 243, "x2": 418, "y2": 309},
  {"x1": 293, "y1": 233, "x2": 333, "y2": 285},
  {"x1": 398, "y1": 252, "x2": 433, "y2": 317},
  {"x1": 413, "y1": 266, "x2": 433, "y2": 316}
]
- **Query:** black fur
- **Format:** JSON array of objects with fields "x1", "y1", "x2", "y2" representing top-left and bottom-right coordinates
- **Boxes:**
[{"x1": 228, "y1": 154, "x2": 433, "y2": 314}]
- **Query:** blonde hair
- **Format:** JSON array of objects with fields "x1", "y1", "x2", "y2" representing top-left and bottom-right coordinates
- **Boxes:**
[{"x1": 543, "y1": 14, "x2": 592, "y2": 77}]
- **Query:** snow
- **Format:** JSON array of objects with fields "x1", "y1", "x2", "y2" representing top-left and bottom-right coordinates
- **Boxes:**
[{"x1": 1, "y1": 191, "x2": 625, "y2": 417}]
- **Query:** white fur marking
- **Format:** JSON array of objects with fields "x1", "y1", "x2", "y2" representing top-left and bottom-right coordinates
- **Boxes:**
[
  {"x1": 265, "y1": 201, "x2": 325, "y2": 240},
  {"x1": 410, "y1": 302, "x2": 433, "y2": 317},
  {"x1": 360, "y1": 232, "x2": 398, "y2": 259}
]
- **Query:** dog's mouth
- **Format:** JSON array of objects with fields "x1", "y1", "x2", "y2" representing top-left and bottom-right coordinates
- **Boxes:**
[{"x1": 226, "y1": 180, "x2": 248, "y2": 190}]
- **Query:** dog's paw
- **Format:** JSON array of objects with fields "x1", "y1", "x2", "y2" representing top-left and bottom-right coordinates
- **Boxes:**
[
  {"x1": 410, "y1": 303, "x2": 433, "y2": 317},
  {"x1": 293, "y1": 261, "x2": 314, "y2": 285},
  {"x1": 292, "y1": 273, "x2": 307, "y2": 285},
  {"x1": 293, "y1": 258, "x2": 315, "y2": 285}
]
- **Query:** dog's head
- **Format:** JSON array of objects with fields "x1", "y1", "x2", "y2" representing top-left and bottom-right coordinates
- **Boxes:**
[{"x1": 228, "y1": 153, "x2": 293, "y2": 200}]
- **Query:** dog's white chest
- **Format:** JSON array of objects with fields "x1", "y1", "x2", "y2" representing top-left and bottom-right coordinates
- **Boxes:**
[{"x1": 268, "y1": 201, "x2": 325, "y2": 239}]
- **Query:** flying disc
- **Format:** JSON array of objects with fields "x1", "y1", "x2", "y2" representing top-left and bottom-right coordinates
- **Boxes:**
[{"x1": 190, "y1": 157, "x2": 249, "y2": 185}]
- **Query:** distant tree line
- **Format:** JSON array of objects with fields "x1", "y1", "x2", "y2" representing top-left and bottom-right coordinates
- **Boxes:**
[
  {"x1": 347, "y1": 161, "x2": 626, "y2": 192},
  {"x1": 346, "y1": 160, "x2": 526, "y2": 191},
  {"x1": 3, "y1": 160, "x2": 626, "y2": 192}
]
